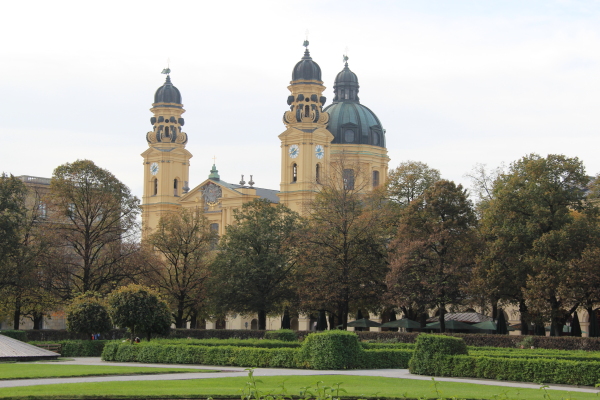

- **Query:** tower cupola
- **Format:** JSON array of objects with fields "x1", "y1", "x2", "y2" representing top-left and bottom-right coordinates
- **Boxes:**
[
  {"x1": 147, "y1": 70, "x2": 188, "y2": 145},
  {"x1": 333, "y1": 55, "x2": 360, "y2": 102},
  {"x1": 291, "y1": 40, "x2": 322, "y2": 82},
  {"x1": 324, "y1": 56, "x2": 386, "y2": 148},
  {"x1": 154, "y1": 74, "x2": 182, "y2": 105}
]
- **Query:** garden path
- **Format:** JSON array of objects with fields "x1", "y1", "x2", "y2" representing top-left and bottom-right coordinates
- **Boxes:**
[{"x1": 0, "y1": 357, "x2": 597, "y2": 395}]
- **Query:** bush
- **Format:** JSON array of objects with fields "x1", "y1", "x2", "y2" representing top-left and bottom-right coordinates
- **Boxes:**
[
  {"x1": 101, "y1": 342, "x2": 301, "y2": 368},
  {"x1": 298, "y1": 331, "x2": 362, "y2": 370},
  {"x1": 359, "y1": 349, "x2": 413, "y2": 369},
  {"x1": 264, "y1": 329, "x2": 297, "y2": 342},
  {"x1": 0, "y1": 330, "x2": 27, "y2": 342},
  {"x1": 148, "y1": 338, "x2": 300, "y2": 348},
  {"x1": 66, "y1": 292, "x2": 112, "y2": 337},
  {"x1": 28, "y1": 340, "x2": 108, "y2": 357},
  {"x1": 409, "y1": 334, "x2": 468, "y2": 375},
  {"x1": 449, "y1": 355, "x2": 600, "y2": 386}
]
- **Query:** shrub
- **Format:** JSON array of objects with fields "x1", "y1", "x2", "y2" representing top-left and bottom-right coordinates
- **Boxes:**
[
  {"x1": 101, "y1": 342, "x2": 301, "y2": 368},
  {"x1": 298, "y1": 331, "x2": 362, "y2": 370},
  {"x1": 147, "y1": 338, "x2": 300, "y2": 348},
  {"x1": 359, "y1": 349, "x2": 413, "y2": 369},
  {"x1": 108, "y1": 284, "x2": 171, "y2": 342},
  {"x1": 264, "y1": 329, "x2": 297, "y2": 342},
  {"x1": 34, "y1": 340, "x2": 107, "y2": 357},
  {"x1": 449, "y1": 355, "x2": 600, "y2": 386},
  {"x1": 0, "y1": 330, "x2": 27, "y2": 342},
  {"x1": 66, "y1": 292, "x2": 112, "y2": 338},
  {"x1": 409, "y1": 334, "x2": 468, "y2": 376}
]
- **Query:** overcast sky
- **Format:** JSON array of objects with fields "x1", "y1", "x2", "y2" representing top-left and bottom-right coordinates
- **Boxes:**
[{"x1": 2, "y1": 0, "x2": 600, "y2": 201}]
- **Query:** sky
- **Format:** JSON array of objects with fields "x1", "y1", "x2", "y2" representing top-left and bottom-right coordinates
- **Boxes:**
[{"x1": 2, "y1": 0, "x2": 600, "y2": 201}]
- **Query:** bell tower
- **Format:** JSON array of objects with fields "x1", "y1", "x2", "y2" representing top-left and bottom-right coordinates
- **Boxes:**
[
  {"x1": 141, "y1": 69, "x2": 192, "y2": 236},
  {"x1": 277, "y1": 42, "x2": 333, "y2": 214}
]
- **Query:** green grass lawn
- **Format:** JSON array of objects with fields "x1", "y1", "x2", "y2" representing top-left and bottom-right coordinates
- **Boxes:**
[
  {"x1": 0, "y1": 364, "x2": 211, "y2": 380},
  {"x1": 0, "y1": 375, "x2": 598, "y2": 399}
]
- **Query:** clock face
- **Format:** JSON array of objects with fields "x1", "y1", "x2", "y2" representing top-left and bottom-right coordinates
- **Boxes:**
[
  {"x1": 315, "y1": 144, "x2": 324, "y2": 159},
  {"x1": 289, "y1": 144, "x2": 299, "y2": 159},
  {"x1": 150, "y1": 162, "x2": 159, "y2": 175}
]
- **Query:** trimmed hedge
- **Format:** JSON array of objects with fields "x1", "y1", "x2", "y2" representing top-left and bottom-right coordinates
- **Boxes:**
[
  {"x1": 102, "y1": 342, "x2": 302, "y2": 368},
  {"x1": 24, "y1": 329, "x2": 126, "y2": 342},
  {"x1": 298, "y1": 331, "x2": 362, "y2": 370},
  {"x1": 101, "y1": 333, "x2": 411, "y2": 370},
  {"x1": 409, "y1": 334, "x2": 468, "y2": 375},
  {"x1": 0, "y1": 330, "x2": 27, "y2": 342},
  {"x1": 29, "y1": 340, "x2": 108, "y2": 357},
  {"x1": 447, "y1": 355, "x2": 600, "y2": 387},
  {"x1": 149, "y1": 338, "x2": 300, "y2": 348},
  {"x1": 359, "y1": 349, "x2": 413, "y2": 369},
  {"x1": 264, "y1": 329, "x2": 297, "y2": 342}
]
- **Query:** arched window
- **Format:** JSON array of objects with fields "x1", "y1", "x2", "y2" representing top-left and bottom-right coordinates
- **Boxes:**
[
  {"x1": 173, "y1": 179, "x2": 178, "y2": 196},
  {"x1": 315, "y1": 164, "x2": 320, "y2": 184},
  {"x1": 343, "y1": 169, "x2": 354, "y2": 190},
  {"x1": 153, "y1": 178, "x2": 158, "y2": 195},
  {"x1": 304, "y1": 105, "x2": 310, "y2": 117},
  {"x1": 165, "y1": 126, "x2": 170, "y2": 138},
  {"x1": 292, "y1": 163, "x2": 298, "y2": 183},
  {"x1": 372, "y1": 171, "x2": 380, "y2": 188}
]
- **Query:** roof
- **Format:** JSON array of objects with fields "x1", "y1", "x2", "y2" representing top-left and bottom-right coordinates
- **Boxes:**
[
  {"x1": 0, "y1": 334, "x2": 60, "y2": 361},
  {"x1": 217, "y1": 180, "x2": 280, "y2": 203},
  {"x1": 427, "y1": 312, "x2": 493, "y2": 324}
]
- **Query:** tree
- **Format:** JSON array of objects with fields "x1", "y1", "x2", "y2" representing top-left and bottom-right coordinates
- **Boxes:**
[
  {"x1": 387, "y1": 161, "x2": 441, "y2": 209},
  {"x1": 66, "y1": 292, "x2": 112, "y2": 338},
  {"x1": 209, "y1": 199, "x2": 303, "y2": 330},
  {"x1": 478, "y1": 154, "x2": 598, "y2": 335},
  {"x1": 146, "y1": 208, "x2": 216, "y2": 328},
  {"x1": 0, "y1": 174, "x2": 59, "y2": 329},
  {"x1": 297, "y1": 156, "x2": 390, "y2": 329},
  {"x1": 0, "y1": 174, "x2": 27, "y2": 286},
  {"x1": 387, "y1": 180, "x2": 479, "y2": 332},
  {"x1": 48, "y1": 160, "x2": 142, "y2": 297},
  {"x1": 108, "y1": 284, "x2": 170, "y2": 342}
]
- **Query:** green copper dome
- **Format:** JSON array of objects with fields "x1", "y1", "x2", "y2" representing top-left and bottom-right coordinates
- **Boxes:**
[
  {"x1": 154, "y1": 75, "x2": 182, "y2": 104},
  {"x1": 323, "y1": 60, "x2": 386, "y2": 148},
  {"x1": 292, "y1": 44, "x2": 322, "y2": 82}
]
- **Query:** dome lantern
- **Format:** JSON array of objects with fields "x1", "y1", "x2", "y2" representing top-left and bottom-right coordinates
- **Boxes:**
[{"x1": 291, "y1": 41, "x2": 322, "y2": 82}]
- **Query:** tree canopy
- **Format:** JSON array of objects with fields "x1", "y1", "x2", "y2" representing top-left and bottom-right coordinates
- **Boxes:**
[
  {"x1": 146, "y1": 208, "x2": 216, "y2": 328},
  {"x1": 387, "y1": 180, "x2": 479, "y2": 332},
  {"x1": 209, "y1": 199, "x2": 303, "y2": 330},
  {"x1": 48, "y1": 160, "x2": 142, "y2": 297}
]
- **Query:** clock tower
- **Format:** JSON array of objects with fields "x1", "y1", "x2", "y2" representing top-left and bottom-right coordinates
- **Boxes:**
[
  {"x1": 141, "y1": 71, "x2": 192, "y2": 236},
  {"x1": 277, "y1": 42, "x2": 333, "y2": 214}
]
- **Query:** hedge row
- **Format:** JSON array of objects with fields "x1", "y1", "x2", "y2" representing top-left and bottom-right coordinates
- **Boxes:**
[
  {"x1": 29, "y1": 340, "x2": 108, "y2": 357},
  {"x1": 101, "y1": 332, "x2": 413, "y2": 370},
  {"x1": 0, "y1": 330, "x2": 27, "y2": 341},
  {"x1": 102, "y1": 342, "x2": 302, "y2": 368},
  {"x1": 23, "y1": 329, "x2": 127, "y2": 342},
  {"x1": 149, "y1": 338, "x2": 301, "y2": 348},
  {"x1": 447, "y1": 355, "x2": 600, "y2": 386}
]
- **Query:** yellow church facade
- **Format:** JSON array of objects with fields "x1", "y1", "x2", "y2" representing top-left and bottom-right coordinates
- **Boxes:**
[{"x1": 140, "y1": 44, "x2": 390, "y2": 330}]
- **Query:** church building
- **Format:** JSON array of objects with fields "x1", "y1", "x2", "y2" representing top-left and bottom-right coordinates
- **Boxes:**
[{"x1": 140, "y1": 43, "x2": 390, "y2": 329}]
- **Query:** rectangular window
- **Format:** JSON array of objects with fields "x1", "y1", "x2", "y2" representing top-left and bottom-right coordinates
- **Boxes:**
[
  {"x1": 343, "y1": 169, "x2": 354, "y2": 190},
  {"x1": 372, "y1": 171, "x2": 380, "y2": 188},
  {"x1": 37, "y1": 203, "x2": 47, "y2": 219}
]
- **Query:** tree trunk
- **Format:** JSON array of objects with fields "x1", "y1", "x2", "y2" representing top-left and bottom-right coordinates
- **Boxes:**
[
  {"x1": 328, "y1": 311, "x2": 336, "y2": 331},
  {"x1": 519, "y1": 300, "x2": 529, "y2": 335},
  {"x1": 258, "y1": 310, "x2": 267, "y2": 330},
  {"x1": 439, "y1": 306, "x2": 446, "y2": 333},
  {"x1": 32, "y1": 314, "x2": 43, "y2": 330},
  {"x1": 13, "y1": 298, "x2": 21, "y2": 330},
  {"x1": 190, "y1": 311, "x2": 197, "y2": 329}
]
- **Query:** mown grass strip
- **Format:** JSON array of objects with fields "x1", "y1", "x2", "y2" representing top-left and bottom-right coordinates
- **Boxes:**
[
  {"x1": 0, "y1": 364, "x2": 212, "y2": 380},
  {"x1": 0, "y1": 375, "x2": 598, "y2": 399}
]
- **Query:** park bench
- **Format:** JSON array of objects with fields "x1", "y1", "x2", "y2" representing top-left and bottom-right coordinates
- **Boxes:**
[{"x1": 35, "y1": 343, "x2": 62, "y2": 354}]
